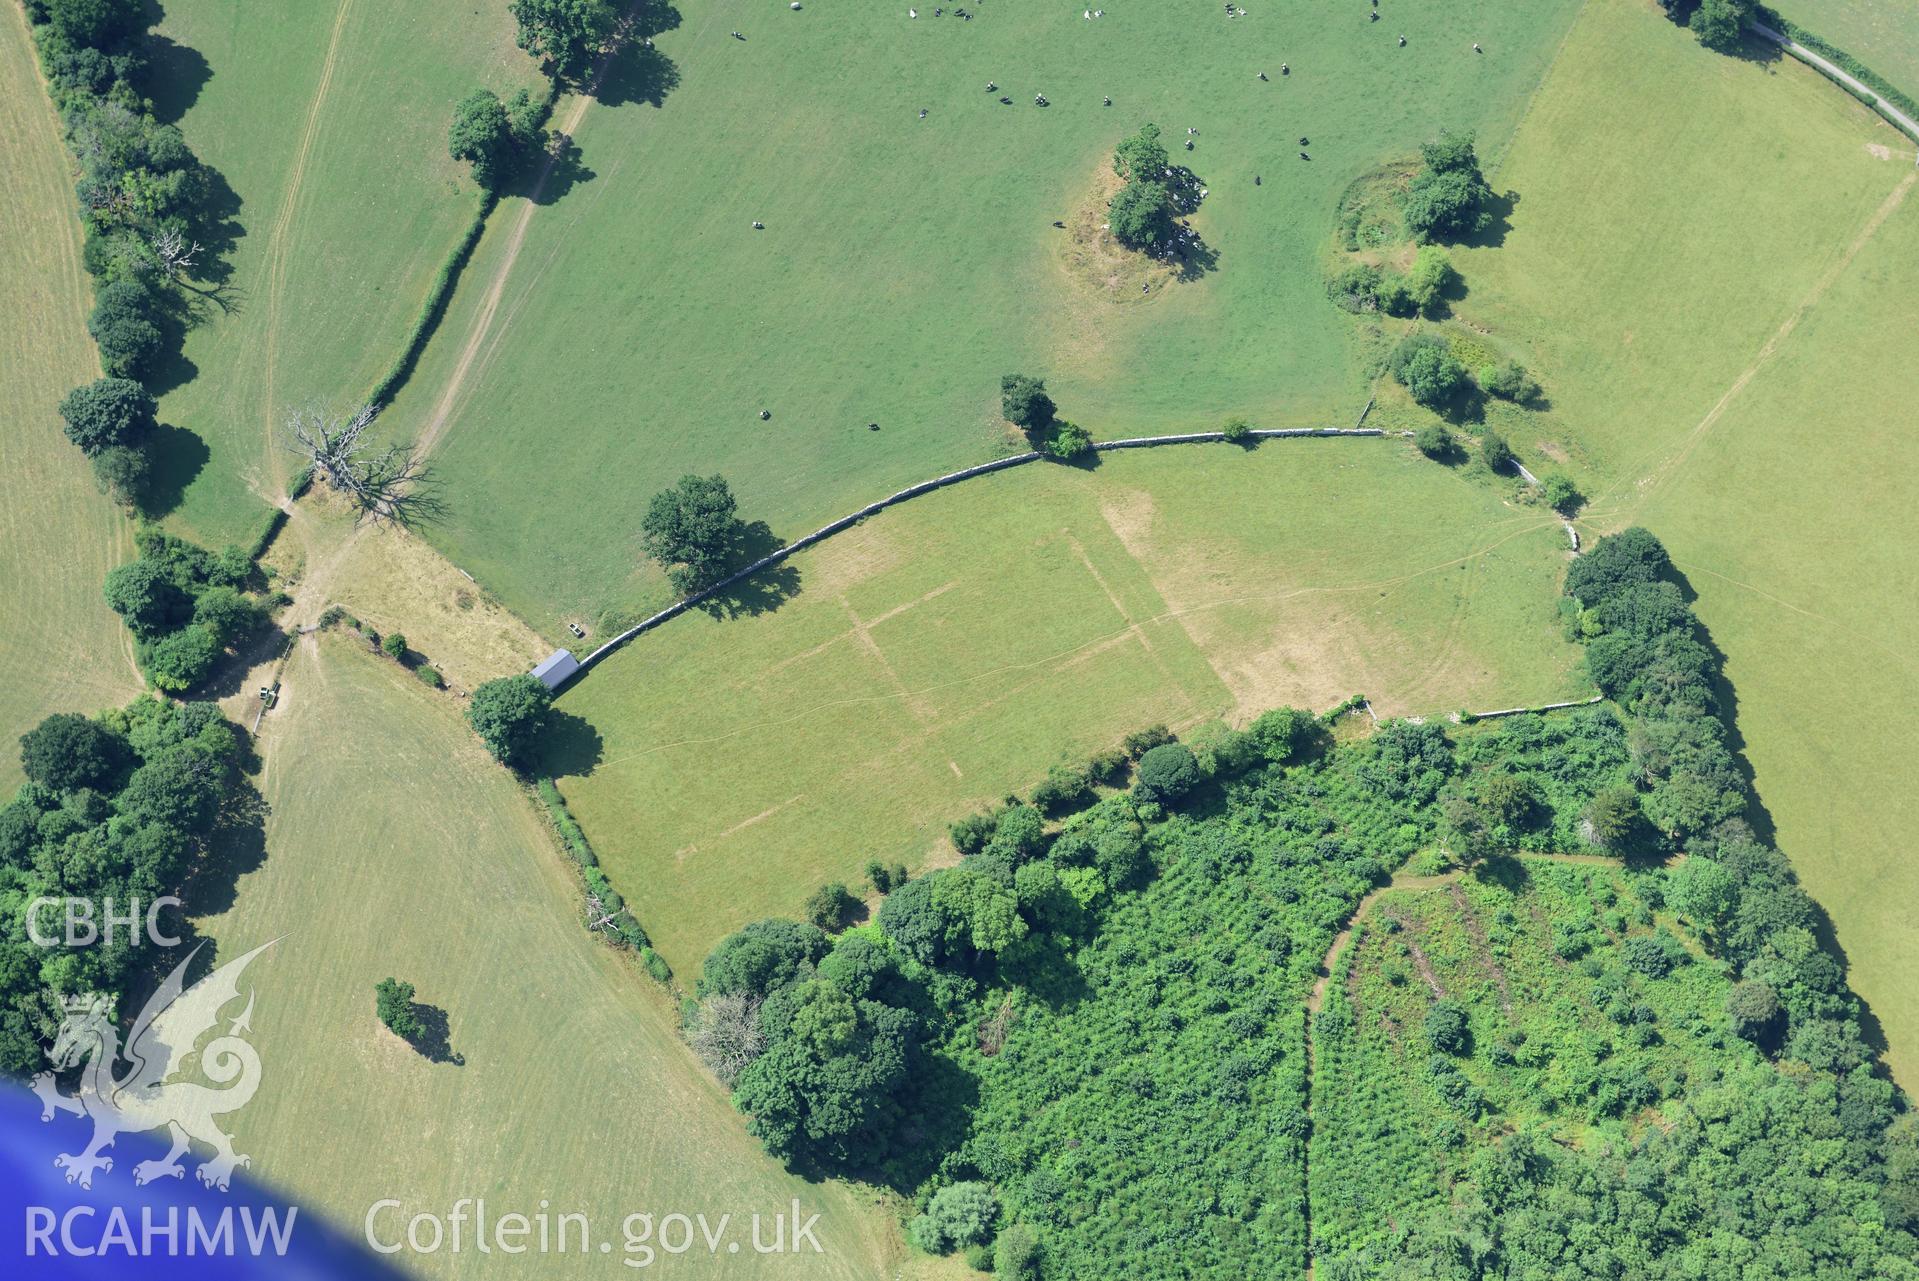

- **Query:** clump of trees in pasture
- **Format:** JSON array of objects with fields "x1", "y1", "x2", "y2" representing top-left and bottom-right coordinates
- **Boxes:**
[
  {"x1": 1403, "y1": 129, "x2": 1497, "y2": 242},
  {"x1": 1107, "y1": 123, "x2": 1176, "y2": 253},
  {"x1": 104, "y1": 529, "x2": 270, "y2": 692},
  {"x1": 676, "y1": 526, "x2": 1917, "y2": 1277},
  {"x1": 1327, "y1": 246, "x2": 1459, "y2": 319},
  {"x1": 998, "y1": 373, "x2": 1092, "y2": 460},
  {"x1": 448, "y1": 88, "x2": 549, "y2": 191},
  {"x1": 0, "y1": 696, "x2": 254, "y2": 1074},
  {"x1": 466, "y1": 674, "x2": 553, "y2": 769},
  {"x1": 640, "y1": 473, "x2": 749, "y2": 594},
  {"x1": 509, "y1": 0, "x2": 619, "y2": 79}
]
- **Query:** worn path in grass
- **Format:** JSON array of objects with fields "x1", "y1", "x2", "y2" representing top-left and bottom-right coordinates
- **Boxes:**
[
  {"x1": 0, "y1": 5, "x2": 141, "y2": 786},
  {"x1": 150, "y1": 0, "x2": 544, "y2": 547}
]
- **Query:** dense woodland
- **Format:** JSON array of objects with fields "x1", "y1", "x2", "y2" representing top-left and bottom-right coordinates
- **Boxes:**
[
  {"x1": 0, "y1": 698, "x2": 257, "y2": 1074},
  {"x1": 689, "y1": 529, "x2": 1919, "y2": 1278}
]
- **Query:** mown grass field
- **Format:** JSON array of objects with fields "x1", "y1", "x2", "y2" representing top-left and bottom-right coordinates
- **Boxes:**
[
  {"x1": 1454, "y1": 0, "x2": 1919, "y2": 1084},
  {"x1": 389, "y1": 0, "x2": 1586, "y2": 632},
  {"x1": 147, "y1": 0, "x2": 544, "y2": 548},
  {"x1": 0, "y1": 6, "x2": 141, "y2": 788},
  {"x1": 192, "y1": 633, "x2": 921, "y2": 1279},
  {"x1": 550, "y1": 444, "x2": 1587, "y2": 975},
  {"x1": 1773, "y1": 0, "x2": 1919, "y2": 105}
]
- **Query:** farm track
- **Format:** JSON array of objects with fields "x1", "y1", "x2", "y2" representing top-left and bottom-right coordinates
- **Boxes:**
[
  {"x1": 253, "y1": 0, "x2": 358, "y2": 501},
  {"x1": 414, "y1": 0, "x2": 701, "y2": 463}
]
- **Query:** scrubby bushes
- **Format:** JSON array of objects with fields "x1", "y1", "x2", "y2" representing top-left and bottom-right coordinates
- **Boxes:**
[{"x1": 1389, "y1": 332, "x2": 1469, "y2": 409}]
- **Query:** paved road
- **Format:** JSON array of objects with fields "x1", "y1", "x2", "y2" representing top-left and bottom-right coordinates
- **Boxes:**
[{"x1": 1751, "y1": 20, "x2": 1919, "y2": 149}]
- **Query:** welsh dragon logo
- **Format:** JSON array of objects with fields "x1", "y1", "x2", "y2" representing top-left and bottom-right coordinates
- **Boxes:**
[{"x1": 31, "y1": 939, "x2": 276, "y2": 1191}]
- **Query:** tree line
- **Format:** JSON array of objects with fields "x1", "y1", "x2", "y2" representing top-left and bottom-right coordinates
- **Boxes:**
[{"x1": 24, "y1": 0, "x2": 234, "y2": 513}]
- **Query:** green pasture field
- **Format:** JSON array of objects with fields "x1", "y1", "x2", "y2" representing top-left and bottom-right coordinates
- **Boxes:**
[
  {"x1": 1454, "y1": 0, "x2": 1919, "y2": 1083},
  {"x1": 549, "y1": 443, "x2": 1587, "y2": 975},
  {"x1": 147, "y1": 0, "x2": 544, "y2": 548},
  {"x1": 387, "y1": 0, "x2": 1586, "y2": 632},
  {"x1": 0, "y1": 7, "x2": 141, "y2": 788},
  {"x1": 1771, "y1": 0, "x2": 1919, "y2": 106},
  {"x1": 190, "y1": 633, "x2": 918, "y2": 1278}
]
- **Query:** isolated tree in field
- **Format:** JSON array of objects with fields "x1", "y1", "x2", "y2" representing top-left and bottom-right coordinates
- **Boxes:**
[
  {"x1": 1404, "y1": 130, "x2": 1495, "y2": 242},
  {"x1": 1690, "y1": 0, "x2": 1752, "y2": 52},
  {"x1": 466, "y1": 673, "x2": 553, "y2": 767},
  {"x1": 1541, "y1": 470, "x2": 1583, "y2": 515},
  {"x1": 1479, "y1": 360, "x2": 1539, "y2": 403},
  {"x1": 1113, "y1": 122, "x2": 1169, "y2": 181},
  {"x1": 88, "y1": 280, "x2": 163, "y2": 377},
  {"x1": 374, "y1": 978, "x2": 424, "y2": 1041},
  {"x1": 999, "y1": 374, "x2": 1055, "y2": 432},
  {"x1": 448, "y1": 89, "x2": 546, "y2": 190},
  {"x1": 509, "y1": 0, "x2": 617, "y2": 78},
  {"x1": 641, "y1": 473, "x2": 744, "y2": 594},
  {"x1": 1044, "y1": 421, "x2": 1094, "y2": 460},
  {"x1": 1108, "y1": 179, "x2": 1175, "y2": 252},
  {"x1": 58, "y1": 377, "x2": 154, "y2": 455},
  {"x1": 1414, "y1": 424, "x2": 1455, "y2": 460},
  {"x1": 19, "y1": 713, "x2": 129, "y2": 793}
]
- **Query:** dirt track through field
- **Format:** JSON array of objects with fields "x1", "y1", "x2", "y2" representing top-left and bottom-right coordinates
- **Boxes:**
[
  {"x1": 254, "y1": 0, "x2": 358, "y2": 498},
  {"x1": 414, "y1": 0, "x2": 686, "y2": 463},
  {"x1": 1585, "y1": 169, "x2": 1915, "y2": 524}
]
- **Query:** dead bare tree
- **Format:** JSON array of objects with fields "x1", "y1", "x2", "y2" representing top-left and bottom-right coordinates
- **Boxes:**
[
  {"x1": 282, "y1": 404, "x2": 438, "y2": 526},
  {"x1": 151, "y1": 228, "x2": 202, "y2": 280}
]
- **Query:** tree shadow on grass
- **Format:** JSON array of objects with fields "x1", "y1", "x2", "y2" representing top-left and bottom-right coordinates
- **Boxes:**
[
  {"x1": 520, "y1": 132, "x2": 596, "y2": 206},
  {"x1": 405, "y1": 1003, "x2": 463, "y2": 1065},
  {"x1": 185, "y1": 780, "x2": 271, "y2": 919},
  {"x1": 1456, "y1": 189, "x2": 1518, "y2": 251},
  {"x1": 699, "y1": 521, "x2": 801, "y2": 620},
  {"x1": 539, "y1": 710, "x2": 606, "y2": 779},
  {"x1": 140, "y1": 33, "x2": 211, "y2": 124},
  {"x1": 592, "y1": 37, "x2": 681, "y2": 109},
  {"x1": 136, "y1": 422, "x2": 209, "y2": 518}
]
